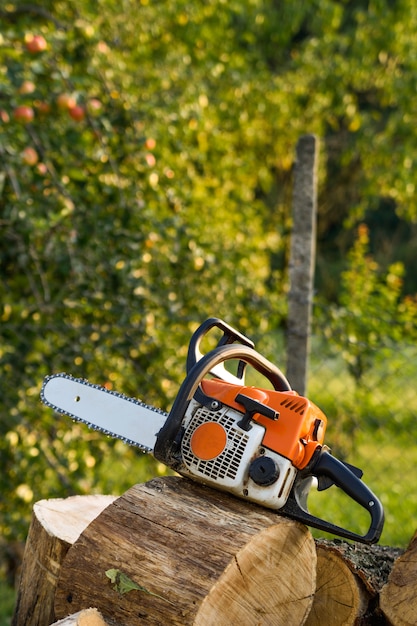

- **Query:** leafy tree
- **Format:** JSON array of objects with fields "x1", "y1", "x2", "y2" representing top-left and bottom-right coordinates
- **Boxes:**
[
  {"x1": 0, "y1": 0, "x2": 292, "y2": 541},
  {"x1": 314, "y1": 223, "x2": 417, "y2": 447},
  {"x1": 321, "y1": 224, "x2": 417, "y2": 381}
]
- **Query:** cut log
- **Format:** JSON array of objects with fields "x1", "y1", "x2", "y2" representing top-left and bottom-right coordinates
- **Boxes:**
[
  {"x1": 193, "y1": 524, "x2": 315, "y2": 626},
  {"x1": 306, "y1": 539, "x2": 402, "y2": 626},
  {"x1": 54, "y1": 476, "x2": 316, "y2": 626},
  {"x1": 49, "y1": 608, "x2": 109, "y2": 626},
  {"x1": 380, "y1": 530, "x2": 417, "y2": 625},
  {"x1": 12, "y1": 494, "x2": 117, "y2": 626}
]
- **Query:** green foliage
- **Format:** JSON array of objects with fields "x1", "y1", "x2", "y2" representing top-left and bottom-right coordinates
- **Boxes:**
[
  {"x1": 320, "y1": 224, "x2": 417, "y2": 384},
  {"x1": 0, "y1": 581, "x2": 15, "y2": 626},
  {"x1": 1, "y1": 0, "x2": 291, "y2": 543},
  {"x1": 105, "y1": 568, "x2": 172, "y2": 603},
  {"x1": 312, "y1": 225, "x2": 417, "y2": 452}
]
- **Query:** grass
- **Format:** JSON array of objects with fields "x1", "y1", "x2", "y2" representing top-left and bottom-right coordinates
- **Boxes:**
[
  {"x1": 307, "y1": 341, "x2": 417, "y2": 548},
  {"x1": 307, "y1": 428, "x2": 417, "y2": 547},
  {"x1": 0, "y1": 580, "x2": 15, "y2": 626}
]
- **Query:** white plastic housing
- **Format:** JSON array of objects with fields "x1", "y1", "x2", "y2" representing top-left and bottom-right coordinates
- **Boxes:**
[{"x1": 179, "y1": 399, "x2": 297, "y2": 510}]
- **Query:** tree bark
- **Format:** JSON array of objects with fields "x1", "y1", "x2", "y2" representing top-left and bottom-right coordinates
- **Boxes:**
[
  {"x1": 380, "y1": 530, "x2": 417, "y2": 625},
  {"x1": 12, "y1": 494, "x2": 116, "y2": 626},
  {"x1": 54, "y1": 476, "x2": 316, "y2": 626},
  {"x1": 50, "y1": 608, "x2": 109, "y2": 626}
]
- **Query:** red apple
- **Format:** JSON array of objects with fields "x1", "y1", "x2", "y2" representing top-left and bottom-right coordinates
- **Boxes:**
[
  {"x1": 145, "y1": 137, "x2": 156, "y2": 150},
  {"x1": 68, "y1": 105, "x2": 85, "y2": 121},
  {"x1": 34, "y1": 100, "x2": 51, "y2": 115},
  {"x1": 36, "y1": 162, "x2": 48, "y2": 175},
  {"x1": 87, "y1": 98, "x2": 102, "y2": 114},
  {"x1": 56, "y1": 93, "x2": 77, "y2": 110},
  {"x1": 25, "y1": 34, "x2": 48, "y2": 53},
  {"x1": 21, "y1": 147, "x2": 39, "y2": 166},
  {"x1": 13, "y1": 106, "x2": 35, "y2": 123},
  {"x1": 0, "y1": 109, "x2": 10, "y2": 123},
  {"x1": 19, "y1": 80, "x2": 36, "y2": 95}
]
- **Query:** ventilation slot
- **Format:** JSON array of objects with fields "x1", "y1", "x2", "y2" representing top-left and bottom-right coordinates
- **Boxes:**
[
  {"x1": 280, "y1": 397, "x2": 307, "y2": 414},
  {"x1": 182, "y1": 406, "x2": 249, "y2": 481}
]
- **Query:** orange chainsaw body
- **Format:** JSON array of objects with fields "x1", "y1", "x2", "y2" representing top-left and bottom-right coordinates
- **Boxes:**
[{"x1": 201, "y1": 378, "x2": 327, "y2": 470}]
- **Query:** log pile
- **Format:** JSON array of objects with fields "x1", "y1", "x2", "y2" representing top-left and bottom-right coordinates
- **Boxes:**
[
  {"x1": 11, "y1": 476, "x2": 413, "y2": 625},
  {"x1": 11, "y1": 494, "x2": 116, "y2": 626}
]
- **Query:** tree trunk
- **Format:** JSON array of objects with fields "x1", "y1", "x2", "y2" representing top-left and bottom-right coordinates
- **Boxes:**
[
  {"x1": 193, "y1": 524, "x2": 315, "y2": 625},
  {"x1": 380, "y1": 530, "x2": 417, "y2": 625},
  {"x1": 305, "y1": 544, "x2": 371, "y2": 625},
  {"x1": 12, "y1": 494, "x2": 116, "y2": 626},
  {"x1": 54, "y1": 476, "x2": 316, "y2": 626}
]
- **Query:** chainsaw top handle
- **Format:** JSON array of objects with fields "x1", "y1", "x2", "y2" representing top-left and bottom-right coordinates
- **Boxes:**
[
  {"x1": 154, "y1": 342, "x2": 291, "y2": 466},
  {"x1": 186, "y1": 317, "x2": 255, "y2": 385}
]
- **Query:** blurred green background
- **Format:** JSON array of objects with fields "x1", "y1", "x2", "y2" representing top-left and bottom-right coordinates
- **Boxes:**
[{"x1": 1, "y1": 0, "x2": 417, "y2": 621}]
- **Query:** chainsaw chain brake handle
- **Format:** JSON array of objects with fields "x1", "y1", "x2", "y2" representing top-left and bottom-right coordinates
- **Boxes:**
[
  {"x1": 281, "y1": 449, "x2": 385, "y2": 544},
  {"x1": 185, "y1": 317, "x2": 256, "y2": 385},
  {"x1": 154, "y1": 336, "x2": 292, "y2": 465}
]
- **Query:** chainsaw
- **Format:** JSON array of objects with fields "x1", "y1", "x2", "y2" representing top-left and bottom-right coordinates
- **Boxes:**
[{"x1": 41, "y1": 317, "x2": 384, "y2": 544}]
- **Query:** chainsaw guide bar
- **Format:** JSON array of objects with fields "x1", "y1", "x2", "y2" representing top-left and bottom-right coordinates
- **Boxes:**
[{"x1": 41, "y1": 373, "x2": 167, "y2": 452}]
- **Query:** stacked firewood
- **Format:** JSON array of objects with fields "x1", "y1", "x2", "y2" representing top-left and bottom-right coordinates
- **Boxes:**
[{"x1": 11, "y1": 477, "x2": 414, "y2": 625}]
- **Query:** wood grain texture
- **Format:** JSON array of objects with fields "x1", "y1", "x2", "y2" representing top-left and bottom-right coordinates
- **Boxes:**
[
  {"x1": 12, "y1": 494, "x2": 116, "y2": 626},
  {"x1": 380, "y1": 530, "x2": 417, "y2": 625},
  {"x1": 54, "y1": 476, "x2": 316, "y2": 626},
  {"x1": 305, "y1": 545, "x2": 370, "y2": 626},
  {"x1": 194, "y1": 523, "x2": 315, "y2": 626}
]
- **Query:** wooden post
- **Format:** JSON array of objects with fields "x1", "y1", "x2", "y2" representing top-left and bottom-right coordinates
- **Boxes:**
[{"x1": 286, "y1": 134, "x2": 319, "y2": 396}]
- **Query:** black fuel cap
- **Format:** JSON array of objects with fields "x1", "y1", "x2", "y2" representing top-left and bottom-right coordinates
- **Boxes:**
[{"x1": 249, "y1": 456, "x2": 280, "y2": 486}]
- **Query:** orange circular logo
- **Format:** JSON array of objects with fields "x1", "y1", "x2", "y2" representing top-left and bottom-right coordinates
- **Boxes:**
[{"x1": 190, "y1": 422, "x2": 227, "y2": 461}]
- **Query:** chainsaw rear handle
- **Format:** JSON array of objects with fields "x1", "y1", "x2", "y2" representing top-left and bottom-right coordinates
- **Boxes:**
[
  {"x1": 281, "y1": 449, "x2": 385, "y2": 544},
  {"x1": 154, "y1": 343, "x2": 291, "y2": 466},
  {"x1": 186, "y1": 317, "x2": 255, "y2": 385}
]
